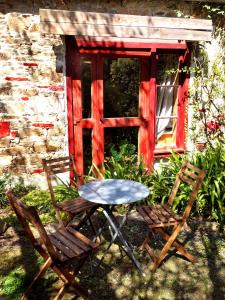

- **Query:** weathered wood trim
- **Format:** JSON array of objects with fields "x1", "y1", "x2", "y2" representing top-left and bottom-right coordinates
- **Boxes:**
[
  {"x1": 75, "y1": 36, "x2": 187, "y2": 49},
  {"x1": 40, "y1": 22, "x2": 212, "y2": 41},
  {"x1": 40, "y1": 9, "x2": 212, "y2": 42},
  {"x1": 40, "y1": 9, "x2": 212, "y2": 29}
]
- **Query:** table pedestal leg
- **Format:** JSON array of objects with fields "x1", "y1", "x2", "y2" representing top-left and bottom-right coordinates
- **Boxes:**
[{"x1": 95, "y1": 207, "x2": 143, "y2": 274}]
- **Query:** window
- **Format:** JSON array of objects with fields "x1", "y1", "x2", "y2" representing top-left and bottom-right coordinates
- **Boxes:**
[{"x1": 66, "y1": 36, "x2": 190, "y2": 180}]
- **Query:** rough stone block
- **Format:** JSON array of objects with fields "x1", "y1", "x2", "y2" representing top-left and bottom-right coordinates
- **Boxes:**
[
  {"x1": 0, "y1": 155, "x2": 12, "y2": 166},
  {"x1": 33, "y1": 142, "x2": 47, "y2": 153},
  {"x1": 0, "y1": 137, "x2": 10, "y2": 147},
  {"x1": 18, "y1": 127, "x2": 43, "y2": 138}
]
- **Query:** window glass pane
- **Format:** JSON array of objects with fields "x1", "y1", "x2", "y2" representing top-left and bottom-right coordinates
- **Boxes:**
[
  {"x1": 83, "y1": 128, "x2": 92, "y2": 174},
  {"x1": 156, "y1": 85, "x2": 178, "y2": 137},
  {"x1": 157, "y1": 53, "x2": 180, "y2": 85},
  {"x1": 103, "y1": 58, "x2": 140, "y2": 117},
  {"x1": 104, "y1": 127, "x2": 138, "y2": 158},
  {"x1": 81, "y1": 57, "x2": 91, "y2": 118},
  {"x1": 155, "y1": 117, "x2": 177, "y2": 149},
  {"x1": 156, "y1": 53, "x2": 180, "y2": 149}
]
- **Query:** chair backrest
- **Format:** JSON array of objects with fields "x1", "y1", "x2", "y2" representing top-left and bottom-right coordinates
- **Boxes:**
[
  {"x1": 167, "y1": 161, "x2": 206, "y2": 221},
  {"x1": 7, "y1": 191, "x2": 59, "y2": 261},
  {"x1": 42, "y1": 155, "x2": 78, "y2": 205}
]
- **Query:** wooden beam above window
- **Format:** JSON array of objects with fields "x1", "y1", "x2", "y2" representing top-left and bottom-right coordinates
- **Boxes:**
[{"x1": 39, "y1": 9, "x2": 213, "y2": 42}]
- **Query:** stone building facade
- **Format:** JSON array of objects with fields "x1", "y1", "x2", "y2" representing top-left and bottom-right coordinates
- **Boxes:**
[{"x1": 0, "y1": 0, "x2": 221, "y2": 186}]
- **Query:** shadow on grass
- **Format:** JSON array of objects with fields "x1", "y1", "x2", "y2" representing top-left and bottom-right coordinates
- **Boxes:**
[{"x1": 1, "y1": 213, "x2": 224, "y2": 299}]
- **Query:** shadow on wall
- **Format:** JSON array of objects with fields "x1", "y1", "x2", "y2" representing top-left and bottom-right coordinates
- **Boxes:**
[{"x1": 1, "y1": 0, "x2": 198, "y2": 18}]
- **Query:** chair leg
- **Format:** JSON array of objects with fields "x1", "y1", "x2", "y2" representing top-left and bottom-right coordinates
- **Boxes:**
[
  {"x1": 155, "y1": 227, "x2": 197, "y2": 263},
  {"x1": 152, "y1": 224, "x2": 183, "y2": 272},
  {"x1": 21, "y1": 257, "x2": 52, "y2": 300},
  {"x1": 55, "y1": 266, "x2": 90, "y2": 300},
  {"x1": 53, "y1": 283, "x2": 68, "y2": 300},
  {"x1": 142, "y1": 231, "x2": 157, "y2": 264}
]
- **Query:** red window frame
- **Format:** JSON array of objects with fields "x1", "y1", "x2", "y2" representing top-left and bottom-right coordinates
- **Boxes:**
[{"x1": 65, "y1": 36, "x2": 190, "y2": 183}]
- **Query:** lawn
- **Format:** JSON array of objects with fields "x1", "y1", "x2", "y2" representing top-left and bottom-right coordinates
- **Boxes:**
[{"x1": 0, "y1": 210, "x2": 224, "y2": 300}]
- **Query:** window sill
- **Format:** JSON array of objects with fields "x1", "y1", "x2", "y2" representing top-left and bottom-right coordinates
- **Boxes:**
[{"x1": 154, "y1": 148, "x2": 185, "y2": 158}]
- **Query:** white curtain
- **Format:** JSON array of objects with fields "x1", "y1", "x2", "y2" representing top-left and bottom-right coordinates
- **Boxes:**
[{"x1": 156, "y1": 60, "x2": 179, "y2": 139}]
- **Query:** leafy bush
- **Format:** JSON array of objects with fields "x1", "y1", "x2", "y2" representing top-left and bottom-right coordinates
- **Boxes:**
[
  {"x1": 0, "y1": 174, "x2": 11, "y2": 208},
  {"x1": 103, "y1": 143, "x2": 145, "y2": 182},
  {"x1": 0, "y1": 175, "x2": 36, "y2": 208},
  {"x1": 191, "y1": 145, "x2": 225, "y2": 222},
  {"x1": 20, "y1": 185, "x2": 79, "y2": 224},
  {"x1": 1, "y1": 267, "x2": 30, "y2": 300}
]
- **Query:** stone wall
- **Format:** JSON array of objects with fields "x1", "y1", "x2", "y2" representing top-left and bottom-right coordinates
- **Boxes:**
[{"x1": 0, "y1": 0, "x2": 211, "y2": 186}]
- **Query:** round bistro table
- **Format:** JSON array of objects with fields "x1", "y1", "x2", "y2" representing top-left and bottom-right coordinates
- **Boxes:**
[{"x1": 78, "y1": 179, "x2": 149, "y2": 273}]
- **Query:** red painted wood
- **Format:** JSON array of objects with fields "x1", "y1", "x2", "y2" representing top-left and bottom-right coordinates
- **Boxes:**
[
  {"x1": 5, "y1": 77, "x2": 28, "y2": 81},
  {"x1": 103, "y1": 117, "x2": 141, "y2": 127},
  {"x1": 31, "y1": 168, "x2": 44, "y2": 174},
  {"x1": 66, "y1": 39, "x2": 188, "y2": 176},
  {"x1": 65, "y1": 37, "x2": 75, "y2": 159},
  {"x1": 176, "y1": 49, "x2": 190, "y2": 149},
  {"x1": 81, "y1": 119, "x2": 93, "y2": 128},
  {"x1": 79, "y1": 48, "x2": 151, "y2": 57},
  {"x1": 73, "y1": 54, "x2": 84, "y2": 183},
  {"x1": 91, "y1": 57, "x2": 104, "y2": 176},
  {"x1": 23, "y1": 63, "x2": 38, "y2": 67},
  {"x1": 139, "y1": 58, "x2": 150, "y2": 169},
  {"x1": 38, "y1": 85, "x2": 64, "y2": 91},
  {"x1": 0, "y1": 121, "x2": 10, "y2": 138},
  {"x1": 81, "y1": 117, "x2": 142, "y2": 128},
  {"x1": 154, "y1": 148, "x2": 185, "y2": 155},
  {"x1": 66, "y1": 37, "x2": 84, "y2": 184},
  {"x1": 75, "y1": 37, "x2": 187, "y2": 50},
  {"x1": 32, "y1": 123, "x2": 54, "y2": 128},
  {"x1": 10, "y1": 130, "x2": 18, "y2": 138},
  {"x1": 148, "y1": 52, "x2": 157, "y2": 170}
]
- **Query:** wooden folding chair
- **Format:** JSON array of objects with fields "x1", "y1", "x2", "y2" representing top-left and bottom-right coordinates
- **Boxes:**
[
  {"x1": 7, "y1": 191, "x2": 98, "y2": 300},
  {"x1": 137, "y1": 161, "x2": 206, "y2": 272},
  {"x1": 42, "y1": 155, "x2": 99, "y2": 230}
]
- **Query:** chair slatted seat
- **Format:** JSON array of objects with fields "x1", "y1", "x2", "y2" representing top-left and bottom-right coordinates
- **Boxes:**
[
  {"x1": 138, "y1": 204, "x2": 182, "y2": 227},
  {"x1": 42, "y1": 155, "x2": 99, "y2": 230},
  {"x1": 57, "y1": 198, "x2": 96, "y2": 214},
  {"x1": 137, "y1": 161, "x2": 206, "y2": 272},
  {"x1": 7, "y1": 191, "x2": 98, "y2": 299}
]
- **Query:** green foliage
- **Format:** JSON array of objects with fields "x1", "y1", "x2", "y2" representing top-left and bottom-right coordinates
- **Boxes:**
[
  {"x1": 0, "y1": 173, "x2": 11, "y2": 208},
  {"x1": 144, "y1": 152, "x2": 184, "y2": 205},
  {"x1": 202, "y1": 4, "x2": 225, "y2": 45},
  {"x1": 0, "y1": 256, "x2": 48, "y2": 300},
  {"x1": 103, "y1": 143, "x2": 145, "y2": 183},
  {"x1": 0, "y1": 175, "x2": 36, "y2": 209},
  {"x1": 1, "y1": 267, "x2": 31, "y2": 300},
  {"x1": 104, "y1": 58, "x2": 139, "y2": 118},
  {"x1": 191, "y1": 145, "x2": 225, "y2": 223},
  {"x1": 11, "y1": 177, "x2": 36, "y2": 198},
  {"x1": 189, "y1": 49, "x2": 225, "y2": 147},
  {"x1": 20, "y1": 184, "x2": 79, "y2": 224},
  {"x1": 21, "y1": 190, "x2": 51, "y2": 212},
  {"x1": 54, "y1": 183, "x2": 78, "y2": 202}
]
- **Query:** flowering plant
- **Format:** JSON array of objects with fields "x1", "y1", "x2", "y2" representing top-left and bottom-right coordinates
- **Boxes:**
[{"x1": 189, "y1": 49, "x2": 225, "y2": 149}]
